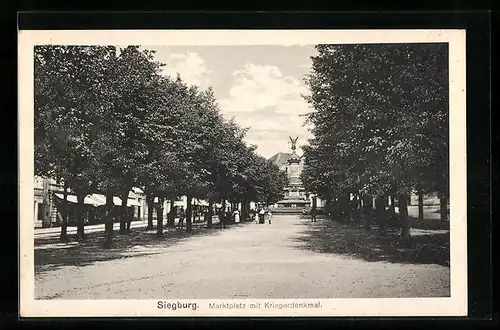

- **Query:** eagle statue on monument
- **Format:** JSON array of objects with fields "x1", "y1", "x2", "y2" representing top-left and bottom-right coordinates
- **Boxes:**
[{"x1": 289, "y1": 136, "x2": 299, "y2": 152}]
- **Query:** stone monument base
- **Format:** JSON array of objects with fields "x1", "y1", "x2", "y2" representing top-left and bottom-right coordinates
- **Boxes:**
[{"x1": 272, "y1": 200, "x2": 310, "y2": 214}]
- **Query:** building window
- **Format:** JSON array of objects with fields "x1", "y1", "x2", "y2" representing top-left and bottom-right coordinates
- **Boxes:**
[{"x1": 37, "y1": 203, "x2": 45, "y2": 220}]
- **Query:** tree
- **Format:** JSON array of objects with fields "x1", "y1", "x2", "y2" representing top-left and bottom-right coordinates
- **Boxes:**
[
  {"x1": 258, "y1": 159, "x2": 288, "y2": 206},
  {"x1": 138, "y1": 76, "x2": 191, "y2": 237},
  {"x1": 35, "y1": 46, "x2": 116, "y2": 240},
  {"x1": 302, "y1": 43, "x2": 449, "y2": 243},
  {"x1": 101, "y1": 46, "x2": 166, "y2": 235}
]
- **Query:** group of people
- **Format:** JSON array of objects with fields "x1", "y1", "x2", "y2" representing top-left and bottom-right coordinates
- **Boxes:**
[
  {"x1": 173, "y1": 205, "x2": 315, "y2": 229},
  {"x1": 172, "y1": 206, "x2": 241, "y2": 230},
  {"x1": 217, "y1": 208, "x2": 242, "y2": 229},
  {"x1": 253, "y1": 208, "x2": 272, "y2": 224}
]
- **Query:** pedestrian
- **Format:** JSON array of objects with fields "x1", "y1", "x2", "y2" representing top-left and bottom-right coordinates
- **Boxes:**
[
  {"x1": 233, "y1": 209, "x2": 240, "y2": 223},
  {"x1": 259, "y1": 208, "x2": 265, "y2": 224},
  {"x1": 311, "y1": 206, "x2": 317, "y2": 223},
  {"x1": 254, "y1": 210, "x2": 259, "y2": 224},
  {"x1": 126, "y1": 208, "x2": 132, "y2": 232},
  {"x1": 178, "y1": 206, "x2": 185, "y2": 229},
  {"x1": 267, "y1": 210, "x2": 272, "y2": 224},
  {"x1": 222, "y1": 210, "x2": 229, "y2": 229},
  {"x1": 218, "y1": 208, "x2": 224, "y2": 228}
]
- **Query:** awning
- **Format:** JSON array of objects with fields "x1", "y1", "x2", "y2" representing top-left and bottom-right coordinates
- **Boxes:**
[
  {"x1": 88, "y1": 194, "x2": 106, "y2": 206},
  {"x1": 131, "y1": 187, "x2": 144, "y2": 194},
  {"x1": 54, "y1": 193, "x2": 101, "y2": 206},
  {"x1": 193, "y1": 199, "x2": 209, "y2": 207},
  {"x1": 54, "y1": 193, "x2": 142, "y2": 207},
  {"x1": 125, "y1": 198, "x2": 142, "y2": 207},
  {"x1": 112, "y1": 196, "x2": 142, "y2": 207}
]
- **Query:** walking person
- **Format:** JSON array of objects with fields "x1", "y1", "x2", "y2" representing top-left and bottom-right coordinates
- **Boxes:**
[
  {"x1": 223, "y1": 210, "x2": 230, "y2": 229},
  {"x1": 233, "y1": 209, "x2": 240, "y2": 223},
  {"x1": 267, "y1": 210, "x2": 272, "y2": 224},
  {"x1": 259, "y1": 208, "x2": 265, "y2": 224},
  {"x1": 218, "y1": 208, "x2": 226, "y2": 229},
  {"x1": 178, "y1": 206, "x2": 186, "y2": 229},
  {"x1": 126, "y1": 208, "x2": 133, "y2": 232},
  {"x1": 311, "y1": 206, "x2": 317, "y2": 223}
]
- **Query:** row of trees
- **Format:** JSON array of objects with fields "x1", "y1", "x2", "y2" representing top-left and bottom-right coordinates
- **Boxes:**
[
  {"x1": 35, "y1": 45, "x2": 287, "y2": 247},
  {"x1": 301, "y1": 43, "x2": 449, "y2": 243}
]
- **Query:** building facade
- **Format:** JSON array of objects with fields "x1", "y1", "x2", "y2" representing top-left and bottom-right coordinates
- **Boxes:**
[{"x1": 34, "y1": 176, "x2": 145, "y2": 228}]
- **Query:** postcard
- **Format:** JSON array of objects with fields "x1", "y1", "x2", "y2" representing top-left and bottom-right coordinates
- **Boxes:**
[{"x1": 19, "y1": 29, "x2": 467, "y2": 317}]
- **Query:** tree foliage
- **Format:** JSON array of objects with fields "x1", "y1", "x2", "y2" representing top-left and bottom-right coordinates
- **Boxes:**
[
  {"x1": 301, "y1": 43, "x2": 449, "y2": 239},
  {"x1": 34, "y1": 45, "x2": 287, "y2": 243}
]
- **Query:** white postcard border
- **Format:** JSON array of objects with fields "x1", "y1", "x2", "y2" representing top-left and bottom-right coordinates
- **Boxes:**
[{"x1": 18, "y1": 29, "x2": 467, "y2": 317}]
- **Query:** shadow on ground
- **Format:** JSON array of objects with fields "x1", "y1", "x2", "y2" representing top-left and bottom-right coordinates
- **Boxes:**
[
  {"x1": 35, "y1": 220, "x2": 251, "y2": 275},
  {"x1": 292, "y1": 217, "x2": 449, "y2": 267}
]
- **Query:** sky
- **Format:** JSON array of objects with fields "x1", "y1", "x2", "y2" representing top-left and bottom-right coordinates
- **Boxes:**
[{"x1": 141, "y1": 45, "x2": 318, "y2": 159}]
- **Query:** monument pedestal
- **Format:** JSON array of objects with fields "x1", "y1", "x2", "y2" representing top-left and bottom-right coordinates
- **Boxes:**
[{"x1": 274, "y1": 144, "x2": 309, "y2": 214}]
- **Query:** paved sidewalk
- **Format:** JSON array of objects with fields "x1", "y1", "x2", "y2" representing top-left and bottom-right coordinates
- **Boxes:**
[
  {"x1": 34, "y1": 217, "x2": 219, "y2": 238},
  {"x1": 35, "y1": 215, "x2": 450, "y2": 299},
  {"x1": 34, "y1": 221, "x2": 148, "y2": 238}
]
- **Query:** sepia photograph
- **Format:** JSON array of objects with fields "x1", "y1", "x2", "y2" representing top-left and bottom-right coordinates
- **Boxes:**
[{"x1": 18, "y1": 30, "x2": 467, "y2": 317}]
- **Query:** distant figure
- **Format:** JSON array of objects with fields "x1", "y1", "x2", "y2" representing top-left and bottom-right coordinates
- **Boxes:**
[
  {"x1": 255, "y1": 210, "x2": 259, "y2": 224},
  {"x1": 267, "y1": 210, "x2": 272, "y2": 224},
  {"x1": 126, "y1": 208, "x2": 133, "y2": 231},
  {"x1": 233, "y1": 209, "x2": 240, "y2": 223},
  {"x1": 218, "y1": 209, "x2": 227, "y2": 229},
  {"x1": 178, "y1": 206, "x2": 185, "y2": 229},
  {"x1": 311, "y1": 207, "x2": 317, "y2": 223},
  {"x1": 259, "y1": 208, "x2": 265, "y2": 224}
]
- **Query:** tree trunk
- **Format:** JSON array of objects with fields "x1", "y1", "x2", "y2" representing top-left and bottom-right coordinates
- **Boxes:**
[
  {"x1": 166, "y1": 199, "x2": 175, "y2": 227},
  {"x1": 418, "y1": 187, "x2": 424, "y2": 222},
  {"x1": 42, "y1": 178, "x2": 51, "y2": 228},
  {"x1": 362, "y1": 193, "x2": 372, "y2": 230},
  {"x1": 241, "y1": 201, "x2": 246, "y2": 222},
  {"x1": 242, "y1": 200, "x2": 249, "y2": 222},
  {"x1": 186, "y1": 195, "x2": 193, "y2": 232},
  {"x1": 362, "y1": 194, "x2": 372, "y2": 214},
  {"x1": 375, "y1": 196, "x2": 386, "y2": 234},
  {"x1": 146, "y1": 194, "x2": 154, "y2": 230},
  {"x1": 76, "y1": 192, "x2": 86, "y2": 241},
  {"x1": 440, "y1": 194, "x2": 449, "y2": 223},
  {"x1": 341, "y1": 194, "x2": 350, "y2": 222},
  {"x1": 103, "y1": 192, "x2": 114, "y2": 248},
  {"x1": 388, "y1": 195, "x2": 396, "y2": 215},
  {"x1": 119, "y1": 189, "x2": 129, "y2": 234},
  {"x1": 156, "y1": 196, "x2": 164, "y2": 238},
  {"x1": 207, "y1": 201, "x2": 213, "y2": 228},
  {"x1": 324, "y1": 199, "x2": 332, "y2": 219},
  {"x1": 399, "y1": 193, "x2": 412, "y2": 245},
  {"x1": 59, "y1": 183, "x2": 69, "y2": 243}
]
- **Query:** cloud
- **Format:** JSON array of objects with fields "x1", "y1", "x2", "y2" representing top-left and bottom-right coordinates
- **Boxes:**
[
  {"x1": 218, "y1": 63, "x2": 310, "y2": 115},
  {"x1": 245, "y1": 129, "x2": 313, "y2": 159},
  {"x1": 216, "y1": 63, "x2": 314, "y2": 158},
  {"x1": 161, "y1": 52, "x2": 213, "y2": 88}
]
